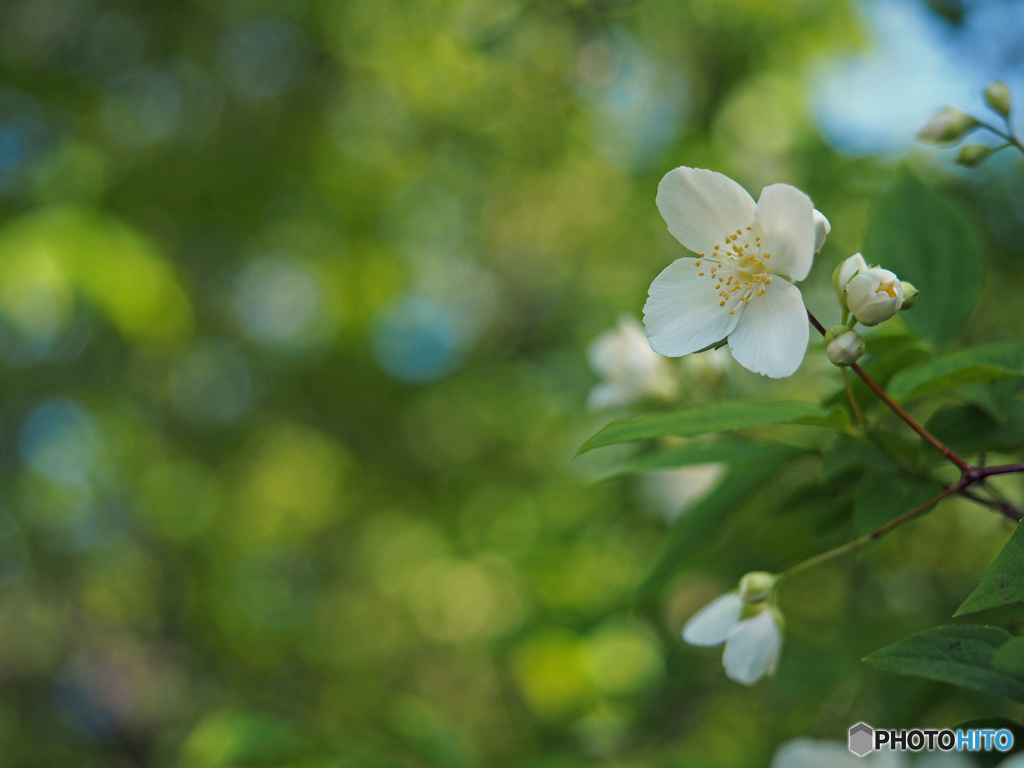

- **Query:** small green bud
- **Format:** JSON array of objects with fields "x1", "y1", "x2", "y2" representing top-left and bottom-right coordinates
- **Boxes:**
[
  {"x1": 739, "y1": 571, "x2": 777, "y2": 603},
  {"x1": 830, "y1": 263, "x2": 845, "y2": 309},
  {"x1": 985, "y1": 80, "x2": 1012, "y2": 119},
  {"x1": 899, "y1": 281, "x2": 919, "y2": 310},
  {"x1": 956, "y1": 144, "x2": 999, "y2": 168},
  {"x1": 917, "y1": 107, "x2": 980, "y2": 145}
]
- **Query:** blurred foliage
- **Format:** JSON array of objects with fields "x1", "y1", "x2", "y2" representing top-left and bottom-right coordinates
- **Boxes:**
[{"x1": 0, "y1": 0, "x2": 1023, "y2": 767}]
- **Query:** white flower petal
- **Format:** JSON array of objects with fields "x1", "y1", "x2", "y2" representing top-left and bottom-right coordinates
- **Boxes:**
[
  {"x1": 812, "y1": 209, "x2": 830, "y2": 254},
  {"x1": 753, "y1": 184, "x2": 816, "y2": 281},
  {"x1": 722, "y1": 609, "x2": 782, "y2": 685},
  {"x1": 682, "y1": 593, "x2": 742, "y2": 647},
  {"x1": 727, "y1": 278, "x2": 808, "y2": 378},
  {"x1": 770, "y1": 739, "x2": 869, "y2": 768},
  {"x1": 644, "y1": 258, "x2": 744, "y2": 357},
  {"x1": 837, "y1": 252, "x2": 868, "y2": 292},
  {"x1": 656, "y1": 167, "x2": 756, "y2": 257}
]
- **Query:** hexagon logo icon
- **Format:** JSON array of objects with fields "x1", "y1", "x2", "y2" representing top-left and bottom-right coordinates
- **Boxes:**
[{"x1": 849, "y1": 722, "x2": 874, "y2": 757}]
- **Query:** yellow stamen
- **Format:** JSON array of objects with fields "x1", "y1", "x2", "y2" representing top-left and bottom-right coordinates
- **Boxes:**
[{"x1": 876, "y1": 281, "x2": 898, "y2": 299}]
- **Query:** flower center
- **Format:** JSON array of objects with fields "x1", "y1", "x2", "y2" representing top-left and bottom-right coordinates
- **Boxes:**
[
  {"x1": 875, "y1": 281, "x2": 897, "y2": 299},
  {"x1": 694, "y1": 228, "x2": 773, "y2": 315}
]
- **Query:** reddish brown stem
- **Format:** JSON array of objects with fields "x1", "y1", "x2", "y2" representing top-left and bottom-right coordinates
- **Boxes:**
[
  {"x1": 959, "y1": 488, "x2": 1024, "y2": 522},
  {"x1": 848, "y1": 361, "x2": 973, "y2": 474},
  {"x1": 807, "y1": 310, "x2": 972, "y2": 475},
  {"x1": 977, "y1": 463, "x2": 1024, "y2": 478}
]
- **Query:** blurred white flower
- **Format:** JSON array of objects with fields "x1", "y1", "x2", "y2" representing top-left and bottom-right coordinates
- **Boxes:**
[
  {"x1": 771, "y1": 739, "x2": 905, "y2": 768},
  {"x1": 682, "y1": 572, "x2": 783, "y2": 685},
  {"x1": 637, "y1": 463, "x2": 725, "y2": 521},
  {"x1": 847, "y1": 267, "x2": 903, "y2": 326},
  {"x1": 645, "y1": 167, "x2": 827, "y2": 379},
  {"x1": 587, "y1": 314, "x2": 675, "y2": 409}
]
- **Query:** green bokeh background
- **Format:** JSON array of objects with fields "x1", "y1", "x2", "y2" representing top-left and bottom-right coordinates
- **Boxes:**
[{"x1": 0, "y1": 0, "x2": 1022, "y2": 766}]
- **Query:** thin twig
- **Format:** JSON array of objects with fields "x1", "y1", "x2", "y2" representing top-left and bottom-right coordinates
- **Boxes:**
[
  {"x1": 779, "y1": 485, "x2": 960, "y2": 582},
  {"x1": 978, "y1": 120, "x2": 1024, "y2": 156},
  {"x1": 958, "y1": 488, "x2": 1024, "y2": 522},
  {"x1": 807, "y1": 310, "x2": 972, "y2": 474},
  {"x1": 977, "y1": 463, "x2": 1024, "y2": 478}
]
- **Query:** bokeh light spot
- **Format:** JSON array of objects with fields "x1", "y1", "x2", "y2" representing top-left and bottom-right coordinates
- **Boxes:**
[
  {"x1": 370, "y1": 296, "x2": 466, "y2": 383},
  {"x1": 218, "y1": 18, "x2": 307, "y2": 101},
  {"x1": 19, "y1": 398, "x2": 98, "y2": 483},
  {"x1": 232, "y1": 254, "x2": 337, "y2": 351}
]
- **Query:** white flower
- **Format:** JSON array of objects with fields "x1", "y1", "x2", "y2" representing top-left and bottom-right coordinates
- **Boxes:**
[
  {"x1": 847, "y1": 267, "x2": 903, "y2": 326},
  {"x1": 682, "y1": 574, "x2": 783, "y2": 685},
  {"x1": 587, "y1": 314, "x2": 676, "y2": 409},
  {"x1": 645, "y1": 167, "x2": 826, "y2": 379},
  {"x1": 826, "y1": 330, "x2": 865, "y2": 367},
  {"x1": 771, "y1": 739, "x2": 905, "y2": 768}
]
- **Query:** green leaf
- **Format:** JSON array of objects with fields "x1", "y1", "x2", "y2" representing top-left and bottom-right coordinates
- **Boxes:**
[
  {"x1": 594, "y1": 439, "x2": 795, "y2": 480},
  {"x1": 576, "y1": 401, "x2": 828, "y2": 455},
  {"x1": 635, "y1": 451, "x2": 800, "y2": 603},
  {"x1": 864, "y1": 625, "x2": 1024, "y2": 703},
  {"x1": 992, "y1": 637, "x2": 1024, "y2": 673},
  {"x1": 887, "y1": 342, "x2": 1024, "y2": 401},
  {"x1": 820, "y1": 437, "x2": 894, "y2": 482},
  {"x1": 956, "y1": 522, "x2": 1024, "y2": 616},
  {"x1": 792, "y1": 405, "x2": 852, "y2": 433},
  {"x1": 862, "y1": 168, "x2": 984, "y2": 345},
  {"x1": 853, "y1": 469, "x2": 944, "y2": 540},
  {"x1": 926, "y1": 401, "x2": 1024, "y2": 455}
]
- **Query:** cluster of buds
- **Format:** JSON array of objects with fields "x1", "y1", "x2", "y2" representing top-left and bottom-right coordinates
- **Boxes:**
[
  {"x1": 917, "y1": 81, "x2": 1015, "y2": 168},
  {"x1": 825, "y1": 253, "x2": 918, "y2": 367}
]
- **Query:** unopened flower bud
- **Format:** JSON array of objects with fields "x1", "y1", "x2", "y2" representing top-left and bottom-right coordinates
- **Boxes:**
[
  {"x1": 899, "y1": 281, "x2": 919, "y2": 310},
  {"x1": 917, "y1": 108, "x2": 980, "y2": 145},
  {"x1": 812, "y1": 209, "x2": 830, "y2": 254},
  {"x1": 956, "y1": 144, "x2": 999, "y2": 168},
  {"x1": 739, "y1": 571, "x2": 777, "y2": 603},
  {"x1": 826, "y1": 330, "x2": 865, "y2": 367},
  {"x1": 847, "y1": 267, "x2": 903, "y2": 326},
  {"x1": 832, "y1": 253, "x2": 868, "y2": 311},
  {"x1": 985, "y1": 81, "x2": 1012, "y2": 119}
]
